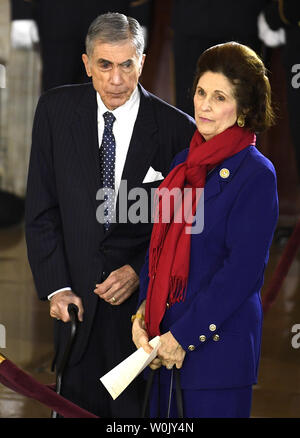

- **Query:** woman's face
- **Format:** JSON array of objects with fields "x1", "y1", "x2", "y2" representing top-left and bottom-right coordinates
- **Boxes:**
[{"x1": 193, "y1": 71, "x2": 238, "y2": 141}]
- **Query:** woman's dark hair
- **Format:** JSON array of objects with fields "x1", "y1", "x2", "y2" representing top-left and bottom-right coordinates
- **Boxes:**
[{"x1": 192, "y1": 42, "x2": 275, "y2": 132}]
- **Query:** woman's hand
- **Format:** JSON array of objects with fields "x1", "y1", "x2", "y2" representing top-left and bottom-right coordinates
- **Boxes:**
[
  {"x1": 132, "y1": 300, "x2": 162, "y2": 370},
  {"x1": 132, "y1": 302, "x2": 186, "y2": 370},
  {"x1": 157, "y1": 331, "x2": 186, "y2": 369}
]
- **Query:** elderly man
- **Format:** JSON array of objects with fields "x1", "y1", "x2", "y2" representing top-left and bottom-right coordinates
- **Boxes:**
[{"x1": 25, "y1": 13, "x2": 195, "y2": 417}]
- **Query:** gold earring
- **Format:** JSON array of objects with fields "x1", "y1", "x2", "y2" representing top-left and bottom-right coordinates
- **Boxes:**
[{"x1": 237, "y1": 115, "x2": 245, "y2": 127}]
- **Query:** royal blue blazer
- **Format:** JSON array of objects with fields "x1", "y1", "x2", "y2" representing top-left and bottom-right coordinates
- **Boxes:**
[{"x1": 138, "y1": 143, "x2": 279, "y2": 390}]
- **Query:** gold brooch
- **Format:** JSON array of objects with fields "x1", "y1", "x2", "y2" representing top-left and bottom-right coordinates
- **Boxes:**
[{"x1": 219, "y1": 168, "x2": 230, "y2": 179}]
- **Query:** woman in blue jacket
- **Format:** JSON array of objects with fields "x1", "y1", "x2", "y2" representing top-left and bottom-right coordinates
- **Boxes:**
[{"x1": 132, "y1": 41, "x2": 279, "y2": 418}]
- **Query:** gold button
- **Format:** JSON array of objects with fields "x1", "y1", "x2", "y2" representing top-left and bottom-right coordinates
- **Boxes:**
[
  {"x1": 199, "y1": 335, "x2": 206, "y2": 342},
  {"x1": 188, "y1": 345, "x2": 195, "y2": 351},
  {"x1": 213, "y1": 334, "x2": 220, "y2": 341},
  {"x1": 209, "y1": 324, "x2": 217, "y2": 331},
  {"x1": 219, "y1": 168, "x2": 230, "y2": 179},
  {"x1": 166, "y1": 302, "x2": 170, "y2": 309}
]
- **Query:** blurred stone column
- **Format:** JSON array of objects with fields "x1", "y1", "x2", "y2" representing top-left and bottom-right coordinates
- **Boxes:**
[
  {"x1": 0, "y1": 0, "x2": 10, "y2": 188},
  {"x1": 0, "y1": 0, "x2": 41, "y2": 197},
  {"x1": 5, "y1": 46, "x2": 41, "y2": 197}
]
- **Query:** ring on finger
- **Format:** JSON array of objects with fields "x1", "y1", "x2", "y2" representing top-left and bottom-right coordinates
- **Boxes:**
[
  {"x1": 111, "y1": 296, "x2": 117, "y2": 304},
  {"x1": 166, "y1": 364, "x2": 173, "y2": 370}
]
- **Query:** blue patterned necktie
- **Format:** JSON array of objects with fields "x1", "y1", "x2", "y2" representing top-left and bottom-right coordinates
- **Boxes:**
[{"x1": 99, "y1": 111, "x2": 116, "y2": 231}]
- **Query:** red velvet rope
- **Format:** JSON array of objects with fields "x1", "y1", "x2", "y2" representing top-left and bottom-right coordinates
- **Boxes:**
[
  {"x1": 0, "y1": 357, "x2": 98, "y2": 418},
  {"x1": 262, "y1": 217, "x2": 300, "y2": 314}
]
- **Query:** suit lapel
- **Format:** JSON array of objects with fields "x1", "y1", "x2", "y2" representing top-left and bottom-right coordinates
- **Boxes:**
[
  {"x1": 204, "y1": 145, "x2": 253, "y2": 204},
  {"x1": 71, "y1": 85, "x2": 105, "y2": 240},
  {"x1": 202, "y1": 146, "x2": 253, "y2": 234},
  {"x1": 203, "y1": 170, "x2": 222, "y2": 203},
  {"x1": 71, "y1": 84, "x2": 99, "y2": 203},
  {"x1": 120, "y1": 84, "x2": 158, "y2": 191}
]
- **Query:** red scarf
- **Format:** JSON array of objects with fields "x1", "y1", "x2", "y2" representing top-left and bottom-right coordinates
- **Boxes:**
[{"x1": 144, "y1": 125, "x2": 256, "y2": 339}]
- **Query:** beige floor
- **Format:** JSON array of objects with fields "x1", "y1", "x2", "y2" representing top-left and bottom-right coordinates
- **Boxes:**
[{"x1": 0, "y1": 225, "x2": 54, "y2": 418}]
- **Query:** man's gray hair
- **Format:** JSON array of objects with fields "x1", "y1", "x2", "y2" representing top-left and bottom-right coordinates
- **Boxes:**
[{"x1": 85, "y1": 12, "x2": 145, "y2": 58}]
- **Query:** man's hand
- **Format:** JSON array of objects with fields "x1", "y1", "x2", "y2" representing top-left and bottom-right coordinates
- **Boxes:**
[
  {"x1": 49, "y1": 290, "x2": 84, "y2": 322},
  {"x1": 157, "y1": 331, "x2": 186, "y2": 370},
  {"x1": 94, "y1": 264, "x2": 139, "y2": 305}
]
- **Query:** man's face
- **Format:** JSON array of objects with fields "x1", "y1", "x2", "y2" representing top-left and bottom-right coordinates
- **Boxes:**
[{"x1": 82, "y1": 40, "x2": 145, "y2": 110}]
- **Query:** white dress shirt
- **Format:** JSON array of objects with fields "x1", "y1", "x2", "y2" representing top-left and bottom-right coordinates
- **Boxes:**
[
  {"x1": 48, "y1": 86, "x2": 141, "y2": 300},
  {"x1": 97, "y1": 85, "x2": 140, "y2": 196}
]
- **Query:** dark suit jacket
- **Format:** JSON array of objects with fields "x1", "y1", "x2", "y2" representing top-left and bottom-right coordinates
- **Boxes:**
[
  {"x1": 264, "y1": 0, "x2": 300, "y2": 29},
  {"x1": 172, "y1": 0, "x2": 268, "y2": 40},
  {"x1": 263, "y1": 0, "x2": 300, "y2": 61},
  {"x1": 10, "y1": 0, "x2": 152, "y2": 37},
  {"x1": 25, "y1": 82, "x2": 196, "y2": 366}
]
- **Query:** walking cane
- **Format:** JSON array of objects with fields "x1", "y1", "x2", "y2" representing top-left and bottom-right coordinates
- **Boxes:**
[{"x1": 52, "y1": 303, "x2": 79, "y2": 418}]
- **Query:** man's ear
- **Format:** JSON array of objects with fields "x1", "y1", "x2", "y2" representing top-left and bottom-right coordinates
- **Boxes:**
[
  {"x1": 139, "y1": 54, "x2": 146, "y2": 76},
  {"x1": 82, "y1": 54, "x2": 92, "y2": 77}
]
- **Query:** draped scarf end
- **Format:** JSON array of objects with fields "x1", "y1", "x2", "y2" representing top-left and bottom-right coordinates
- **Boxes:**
[{"x1": 168, "y1": 276, "x2": 187, "y2": 306}]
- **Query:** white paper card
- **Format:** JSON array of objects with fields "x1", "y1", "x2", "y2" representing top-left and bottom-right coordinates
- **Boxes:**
[{"x1": 100, "y1": 336, "x2": 161, "y2": 400}]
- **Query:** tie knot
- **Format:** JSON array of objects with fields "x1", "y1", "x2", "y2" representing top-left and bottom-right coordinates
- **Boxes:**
[{"x1": 103, "y1": 111, "x2": 116, "y2": 129}]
